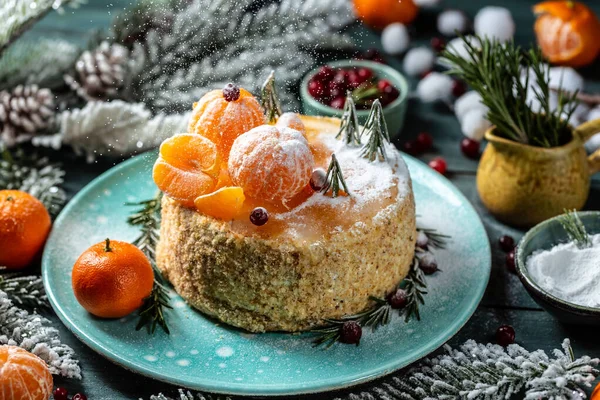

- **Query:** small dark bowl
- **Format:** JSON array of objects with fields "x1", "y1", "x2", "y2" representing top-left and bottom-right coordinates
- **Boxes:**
[{"x1": 516, "y1": 211, "x2": 600, "y2": 325}]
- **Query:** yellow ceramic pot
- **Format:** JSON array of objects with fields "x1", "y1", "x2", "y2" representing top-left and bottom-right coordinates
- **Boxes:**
[{"x1": 477, "y1": 119, "x2": 600, "y2": 228}]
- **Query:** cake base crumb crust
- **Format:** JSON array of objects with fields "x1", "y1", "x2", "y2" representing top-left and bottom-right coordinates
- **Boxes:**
[{"x1": 157, "y1": 190, "x2": 416, "y2": 332}]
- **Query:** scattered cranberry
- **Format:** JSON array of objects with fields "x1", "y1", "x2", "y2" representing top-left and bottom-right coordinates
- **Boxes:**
[
  {"x1": 499, "y1": 235, "x2": 515, "y2": 252},
  {"x1": 250, "y1": 207, "x2": 269, "y2": 226},
  {"x1": 222, "y1": 83, "x2": 240, "y2": 102},
  {"x1": 315, "y1": 65, "x2": 335, "y2": 81},
  {"x1": 416, "y1": 132, "x2": 433, "y2": 152},
  {"x1": 363, "y1": 48, "x2": 384, "y2": 63},
  {"x1": 402, "y1": 140, "x2": 419, "y2": 155},
  {"x1": 496, "y1": 325, "x2": 515, "y2": 346},
  {"x1": 419, "y1": 253, "x2": 439, "y2": 275},
  {"x1": 357, "y1": 67, "x2": 373, "y2": 83},
  {"x1": 330, "y1": 96, "x2": 346, "y2": 109},
  {"x1": 431, "y1": 37, "x2": 446, "y2": 53},
  {"x1": 416, "y1": 231, "x2": 429, "y2": 250},
  {"x1": 310, "y1": 168, "x2": 328, "y2": 192},
  {"x1": 429, "y1": 157, "x2": 447, "y2": 175},
  {"x1": 339, "y1": 321, "x2": 362, "y2": 345},
  {"x1": 73, "y1": 394, "x2": 88, "y2": 400},
  {"x1": 506, "y1": 249, "x2": 516, "y2": 273},
  {"x1": 452, "y1": 80, "x2": 467, "y2": 97},
  {"x1": 420, "y1": 70, "x2": 433, "y2": 79},
  {"x1": 460, "y1": 138, "x2": 480, "y2": 159},
  {"x1": 53, "y1": 387, "x2": 69, "y2": 400},
  {"x1": 308, "y1": 80, "x2": 327, "y2": 100},
  {"x1": 377, "y1": 79, "x2": 392, "y2": 92},
  {"x1": 387, "y1": 288, "x2": 408, "y2": 309}
]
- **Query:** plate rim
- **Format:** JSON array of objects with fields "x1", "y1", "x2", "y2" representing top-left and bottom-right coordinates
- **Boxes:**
[{"x1": 42, "y1": 150, "x2": 491, "y2": 396}]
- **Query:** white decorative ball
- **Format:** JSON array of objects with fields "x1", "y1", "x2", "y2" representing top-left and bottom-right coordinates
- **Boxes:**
[
  {"x1": 440, "y1": 36, "x2": 480, "y2": 67},
  {"x1": 548, "y1": 67, "x2": 585, "y2": 93},
  {"x1": 474, "y1": 6, "x2": 515, "y2": 42},
  {"x1": 413, "y1": 0, "x2": 441, "y2": 8},
  {"x1": 437, "y1": 10, "x2": 469, "y2": 37},
  {"x1": 460, "y1": 108, "x2": 491, "y2": 141},
  {"x1": 586, "y1": 106, "x2": 600, "y2": 122},
  {"x1": 585, "y1": 133, "x2": 600, "y2": 153},
  {"x1": 454, "y1": 91, "x2": 486, "y2": 123},
  {"x1": 416, "y1": 72, "x2": 454, "y2": 103},
  {"x1": 403, "y1": 47, "x2": 436, "y2": 77},
  {"x1": 381, "y1": 23, "x2": 410, "y2": 55}
]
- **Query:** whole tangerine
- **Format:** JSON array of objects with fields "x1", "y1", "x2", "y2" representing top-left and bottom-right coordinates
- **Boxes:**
[
  {"x1": 0, "y1": 345, "x2": 53, "y2": 400},
  {"x1": 0, "y1": 190, "x2": 51, "y2": 269},
  {"x1": 72, "y1": 238, "x2": 154, "y2": 318},
  {"x1": 228, "y1": 125, "x2": 314, "y2": 204},
  {"x1": 353, "y1": 0, "x2": 419, "y2": 30},
  {"x1": 188, "y1": 84, "x2": 265, "y2": 160}
]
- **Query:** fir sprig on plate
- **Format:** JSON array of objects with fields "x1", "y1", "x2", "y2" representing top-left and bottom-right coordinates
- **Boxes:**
[
  {"x1": 320, "y1": 154, "x2": 349, "y2": 198},
  {"x1": 311, "y1": 227, "x2": 448, "y2": 347},
  {"x1": 442, "y1": 36, "x2": 577, "y2": 148},
  {"x1": 126, "y1": 192, "x2": 172, "y2": 334},
  {"x1": 558, "y1": 209, "x2": 591, "y2": 249},
  {"x1": 260, "y1": 71, "x2": 282, "y2": 123},
  {"x1": 336, "y1": 92, "x2": 361, "y2": 146},
  {"x1": 361, "y1": 99, "x2": 390, "y2": 161}
]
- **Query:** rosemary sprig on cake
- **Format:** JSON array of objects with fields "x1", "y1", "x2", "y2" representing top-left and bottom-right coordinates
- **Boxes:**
[
  {"x1": 126, "y1": 192, "x2": 172, "y2": 334},
  {"x1": 260, "y1": 71, "x2": 282, "y2": 123},
  {"x1": 321, "y1": 154, "x2": 350, "y2": 198},
  {"x1": 311, "y1": 227, "x2": 448, "y2": 348},
  {"x1": 361, "y1": 99, "x2": 390, "y2": 161},
  {"x1": 558, "y1": 209, "x2": 591, "y2": 249},
  {"x1": 442, "y1": 36, "x2": 578, "y2": 148},
  {"x1": 336, "y1": 93, "x2": 361, "y2": 146}
]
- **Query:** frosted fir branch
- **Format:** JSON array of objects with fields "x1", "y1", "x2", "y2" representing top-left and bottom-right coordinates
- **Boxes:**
[
  {"x1": 0, "y1": 39, "x2": 80, "y2": 91},
  {"x1": 0, "y1": 146, "x2": 66, "y2": 216},
  {"x1": 0, "y1": 274, "x2": 49, "y2": 309},
  {"x1": 0, "y1": 290, "x2": 81, "y2": 378},
  {"x1": 148, "y1": 390, "x2": 231, "y2": 400},
  {"x1": 0, "y1": 0, "x2": 83, "y2": 56}
]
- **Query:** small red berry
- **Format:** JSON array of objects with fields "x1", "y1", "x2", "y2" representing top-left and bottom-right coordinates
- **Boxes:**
[
  {"x1": 377, "y1": 79, "x2": 392, "y2": 92},
  {"x1": 73, "y1": 394, "x2": 88, "y2": 400},
  {"x1": 387, "y1": 288, "x2": 408, "y2": 309},
  {"x1": 452, "y1": 80, "x2": 467, "y2": 97},
  {"x1": 420, "y1": 70, "x2": 433, "y2": 79},
  {"x1": 416, "y1": 132, "x2": 433, "y2": 152},
  {"x1": 429, "y1": 157, "x2": 447, "y2": 175},
  {"x1": 506, "y1": 250, "x2": 516, "y2": 273},
  {"x1": 222, "y1": 83, "x2": 240, "y2": 102},
  {"x1": 250, "y1": 207, "x2": 269, "y2": 226},
  {"x1": 347, "y1": 70, "x2": 361, "y2": 89},
  {"x1": 460, "y1": 137, "x2": 480, "y2": 159},
  {"x1": 53, "y1": 387, "x2": 69, "y2": 400},
  {"x1": 364, "y1": 48, "x2": 382, "y2": 61},
  {"x1": 419, "y1": 253, "x2": 439, "y2": 275},
  {"x1": 402, "y1": 140, "x2": 420, "y2": 155},
  {"x1": 496, "y1": 325, "x2": 515, "y2": 346},
  {"x1": 332, "y1": 70, "x2": 348, "y2": 88},
  {"x1": 310, "y1": 168, "x2": 328, "y2": 192},
  {"x1": 499, "y1": 235, "x2": 515, "y2": 252},
  {"x1": 330, "y1": 96, "x2": 346, "y2": 109},
  {"x1": 308, "y1": 80, "x2": 327, "y2": 100},
  {"x1": 416, "y1": 231, "x2": 429, "y2": 250},
  {"x1": 339, "y1": 321, "x2": 362, "y2": 345},
  {"x1": 357, "y1": 67, "x2": 373, "y2": 83},
  {"x1": 431, "y1": 37, "x2": 446, "y2": 53},
  {"x1": 315, "y1": 65, "x2": 335, "y2": 82}
]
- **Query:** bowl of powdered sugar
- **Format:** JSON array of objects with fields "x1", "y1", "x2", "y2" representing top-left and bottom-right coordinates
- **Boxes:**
[{"x1": 516, "y1": 211, "x2": 600, "y2": 325}]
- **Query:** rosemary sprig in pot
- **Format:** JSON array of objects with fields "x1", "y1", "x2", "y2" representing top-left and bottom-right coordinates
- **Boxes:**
[
  {"x1": 442, "y1": 36, "x2": 578, "y2": 148},
  {"x1": 558, "y1": 209, "x2": 591, "y2": 249}
]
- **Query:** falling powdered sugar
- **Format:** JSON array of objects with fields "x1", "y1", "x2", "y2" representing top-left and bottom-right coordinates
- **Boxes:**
[{"x1": 527, "y1": 234, "x2": 600, "y2": 308}]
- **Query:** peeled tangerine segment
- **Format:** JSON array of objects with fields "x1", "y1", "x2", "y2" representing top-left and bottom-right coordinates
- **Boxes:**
[
  {"x1": 159, "y1": 133, "x2": 220, "y2": 178},
  {"x1": 194, "y1": 186, "x2": 245, "y2": 220},
  {"x1": 153, "y1": 158, "x2": 216, "y2": 207}
]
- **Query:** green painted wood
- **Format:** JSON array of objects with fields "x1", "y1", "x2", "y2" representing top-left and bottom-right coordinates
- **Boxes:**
[{"x1": 12, "y1": 0, "x2": 600, "y2": 398}]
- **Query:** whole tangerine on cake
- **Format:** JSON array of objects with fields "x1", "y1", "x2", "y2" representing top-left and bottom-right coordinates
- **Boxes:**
[
  {"x1": 0, "y1": 345, "x2": 53, "y2": 400},
  {"x1": 188, "y1": 83, "x2": 265, "y2": 160},
  {"x1": 153, "y1": 133, "x2": 220, "y2": 207},
  {"x1": 228, "y1": 124, "x2": 315, "y2": 204}
]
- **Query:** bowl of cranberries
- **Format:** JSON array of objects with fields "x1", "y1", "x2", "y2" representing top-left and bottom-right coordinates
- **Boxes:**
[{"x1": 301, "y1": 60, "x2": 408, "y2": 138}]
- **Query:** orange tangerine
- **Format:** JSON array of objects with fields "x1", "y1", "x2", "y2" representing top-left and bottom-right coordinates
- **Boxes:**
[
  {"x1": 0, "y1": 345, "x2": 53, "y2": 400},
  {"x1": 533, "y1": 1, "x2": 600, "y2": 67},
  {"x1": 353, "y1": 0, "x2": 418, "y2": 30},
  {"x1": 72, "y1": 239, "x2": 154, "y2": 318},
  {"x1": 194, "y1": 186, "x2": 246, "y2": 220},
  {"x1": 276, "y1": 112, "x2": 306, "y2": 136},
  {"x1": 228, "y1": 125, "x2": 315, "y2": 204},
  {"x1": 153, "y1": 133, "x2": 219, "y2": 207},
  {"x1": 188, "y1": 84, "x2": 265, "y2": 161}
]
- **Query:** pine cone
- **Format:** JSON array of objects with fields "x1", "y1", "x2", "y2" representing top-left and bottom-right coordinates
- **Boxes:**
[
  {"x1": 0, "y1": 85, "x2": 56, "y2": 147},
  {"x1": 65, "y1": 41, "x2": 130, "y2": 101}
]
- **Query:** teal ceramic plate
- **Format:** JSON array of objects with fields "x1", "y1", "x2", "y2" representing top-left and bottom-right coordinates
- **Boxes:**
[{"x1": 42, "y1": 150, "x2": 491, "y2": 396}]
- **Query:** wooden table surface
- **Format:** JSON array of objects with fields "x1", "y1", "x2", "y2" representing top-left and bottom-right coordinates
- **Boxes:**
[{"x1": 25, "y1": 0, "x2": 600, "y2": 398}]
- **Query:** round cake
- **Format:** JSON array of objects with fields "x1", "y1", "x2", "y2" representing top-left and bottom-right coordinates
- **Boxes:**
[{"x1": 155, "y1": 114, "x2": 416, "y2": 332}]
